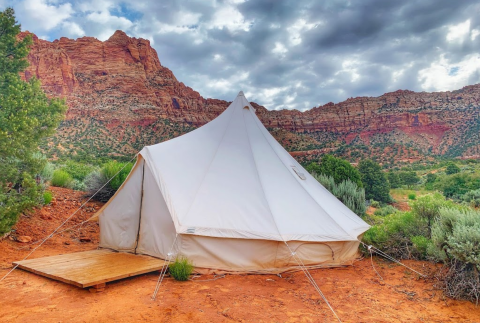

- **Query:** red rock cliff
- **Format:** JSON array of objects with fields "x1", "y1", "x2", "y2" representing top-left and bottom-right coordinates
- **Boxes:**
[{"x1": 20, "y1": 31, "x2": 480, "y2": 159}]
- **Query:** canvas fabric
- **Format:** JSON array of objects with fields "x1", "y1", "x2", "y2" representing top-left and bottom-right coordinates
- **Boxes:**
[{"x1": 97, "y1": 92, "x2": 370, "y2": 273}]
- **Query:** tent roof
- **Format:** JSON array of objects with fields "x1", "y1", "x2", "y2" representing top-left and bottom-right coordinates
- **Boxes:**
[{"x1": 140, "y1": 92, "x2": 369, "y2": 242}]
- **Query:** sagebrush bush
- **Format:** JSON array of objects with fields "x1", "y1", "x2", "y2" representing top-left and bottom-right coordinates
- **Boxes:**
[
  {"x1": 462, "y1": 189, "x2": 480, "y2": 208},
  {"x1": 313, "y1": 173, "x2": 366, "y2": 215},
  {"x1": 51, "y1": 169, "x2": 73, "y2": 188},
  {"x1": 408, "y1": 193, "x2": 416, "y2": 200},
  {"x1": 40, "y1": 162, "x2": 55, "y2": 182},
  {"x1": 43, "y1": 191, "x2": 53, "y2": 205},
  {"x1": 169, "y1": 256, "x2": 194, "y2": 281},
  {"x1": 373, "y1": 205, "x2": 398, "y2": 216},
  {"x1": 410, "y1": 193, "x2": 454, "y2": 237},
  {"x1": 431, "y1": 207, "x2": 480, "y2": 268},
  {"x1": 429, "y1": 207, "x2": 480, "y2": 303}
]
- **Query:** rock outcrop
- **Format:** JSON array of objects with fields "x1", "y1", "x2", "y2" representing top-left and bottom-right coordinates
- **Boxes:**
[{"x1": 20, "y1": 31, "x2": 480, "y2": 161}]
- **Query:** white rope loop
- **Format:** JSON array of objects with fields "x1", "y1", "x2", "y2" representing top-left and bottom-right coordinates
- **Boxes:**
[{"x1": 0, "y1": 153, "x2": 139, "y2": 283}]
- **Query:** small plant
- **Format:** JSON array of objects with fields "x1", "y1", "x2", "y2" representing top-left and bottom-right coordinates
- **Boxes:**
[
  {"x1": 370, "y1": 200, "x2": 380, "y2": 208},
  {"x1": 43, "y1": 191, "x2": 53, "y2": 205},
  {"x1": 169, "y1": 256, "x2": 194, "y2": 281},
  {"x1": 51, "y1": 169, "x2": 73, "y2": 188},
  {"x1": 408, "y1": 193, "x2": 416, "y2": 200}
]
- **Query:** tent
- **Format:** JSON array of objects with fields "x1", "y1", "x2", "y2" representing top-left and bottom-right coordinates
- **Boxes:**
[{"x1": 96, "y1": 91, "x2": 370, "y2": 274}]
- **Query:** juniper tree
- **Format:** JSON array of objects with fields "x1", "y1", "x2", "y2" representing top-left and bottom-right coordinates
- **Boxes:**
[{"x1": 0, "y1": 8, "x2": 67, "y2": 234}]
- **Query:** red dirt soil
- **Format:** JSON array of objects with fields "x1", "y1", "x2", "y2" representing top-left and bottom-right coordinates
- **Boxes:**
[{"x1": 0, "y1": 187, "x2": 479, "y2": 323}]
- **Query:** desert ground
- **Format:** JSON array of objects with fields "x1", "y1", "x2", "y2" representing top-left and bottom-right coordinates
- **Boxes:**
[{"x1": 0, "y1": 187, "x2": 479, "y2": 323}]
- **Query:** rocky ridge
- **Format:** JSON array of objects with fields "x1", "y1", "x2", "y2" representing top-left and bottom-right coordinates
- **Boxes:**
[{"x1": 21, "y1": 31, "x2": 480, "y2": 163}]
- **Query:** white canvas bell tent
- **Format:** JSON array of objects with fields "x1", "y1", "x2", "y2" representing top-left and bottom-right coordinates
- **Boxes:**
[{"x1": 95, "y1": 91, "x2": 370, "y2": 274}]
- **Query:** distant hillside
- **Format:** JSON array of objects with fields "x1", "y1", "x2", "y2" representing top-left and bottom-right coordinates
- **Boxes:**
[{"x1": 21, "y1": 30, "x2": 480, "y2": 165}]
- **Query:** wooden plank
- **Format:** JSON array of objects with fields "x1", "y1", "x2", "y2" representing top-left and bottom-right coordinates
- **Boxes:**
[{"x1": 13, "y1": 249, "x2": 166, "y2": 288}]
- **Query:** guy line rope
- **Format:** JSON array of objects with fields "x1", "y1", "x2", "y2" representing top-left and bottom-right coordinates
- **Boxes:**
[
  {"x1": 284, "y1": 241, "x2": 342, "y2": 323},
  {"x1": 359, "y1": 242, "x2": 426, "y2": 278},
  {"x1": 151, "y1": 234, "x2": 178, "y2": 300},
  {"x1": 0, "y1": 153, "x2": 139, "y2": 283}
]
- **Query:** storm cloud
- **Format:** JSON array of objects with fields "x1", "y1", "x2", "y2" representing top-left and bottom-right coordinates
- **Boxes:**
[{"x1": 3, "y1": 0, "x2": 480, "y2": 110}]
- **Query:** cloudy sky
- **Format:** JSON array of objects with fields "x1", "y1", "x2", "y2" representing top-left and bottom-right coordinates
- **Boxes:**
[{"x1": 2, "y1": 0, "x2": 480, "y2": 110}]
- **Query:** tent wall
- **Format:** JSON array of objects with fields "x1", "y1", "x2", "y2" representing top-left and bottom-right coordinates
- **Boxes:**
[
  {"x1": 178, "y1": 235, "x2": 361, "y2": 274},
  {"x1": 99, "y1": 158, "x2": 144, "y2": 252},
  {"x1": 135, "y1": 163, "x2": 177, "y2": 258}
]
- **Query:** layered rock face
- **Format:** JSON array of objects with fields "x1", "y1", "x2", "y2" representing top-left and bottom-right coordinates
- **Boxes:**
[{"x1": 21, "y1": 31, "x2": 480, "y2": 160}]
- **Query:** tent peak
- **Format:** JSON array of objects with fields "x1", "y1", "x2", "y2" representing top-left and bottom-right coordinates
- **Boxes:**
[{"x1": 237, "y1": 91, "x2": 245, "y2": 96}]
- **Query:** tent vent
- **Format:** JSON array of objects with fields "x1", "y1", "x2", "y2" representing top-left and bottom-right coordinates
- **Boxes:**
[
  {"x1": 243, "y1": 105, "x2": 249, "y2": 110},
  {"x1": 186, "y1": 227, "x2": 196, "y2": 234},
  {"x1": 291, "y1": 166, "x2": 306, "y2": 180}
]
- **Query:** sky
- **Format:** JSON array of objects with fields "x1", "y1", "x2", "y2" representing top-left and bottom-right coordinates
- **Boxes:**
[{"x1": 2, "y1": 0, "x2": 480, "y2": 111}]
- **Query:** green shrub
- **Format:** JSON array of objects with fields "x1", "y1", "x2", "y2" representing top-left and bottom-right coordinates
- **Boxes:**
[
  {"x1": 425, "y1": 173, "x2": 437, "y2": 190},
  {"x1": 85, "y1": 161, "x2": 134, "y2": 202},
  {"x1": 313, "y1": 173, "x2": 366, "y2": 215},
  {"x1": 362, "y1": 211, "x2": 427, "y2": 259},
  {"x1": 445, "y1": 162, "x2": 461, "y2": 175},
  {"x1": 373, "y1": 205, "x2": 398, "y2": 216},
  {"x1": 411, "y1": 235, "x2": 433, "y2": 259},
  {"x1": 101, "y1": 161, "x2": 133, "y2": 190},
  {"x1": 51, "y1": 169, "x2": 73, "y2": 188},
  {"x1": 63, "y1": 160, "x2": 96, "y2": 181},
  {"x1": 0, "y1": 174, "x2": 42, "y2": 235},
  {"x1": 169, "y1": 256, "x2": 194, "y2": 281},
  {"x1": 408, "y1": 193, "x2": 416, "y2": 200},
  {"x1": 43, "y1": 191, "x2": 53, "y2": 205},
  {"x1": 410, "y1": 193, "x2": 455, "y2": 237},
  {"x1": 370, "y1": 200, "x2": 380, "y2": 208},
  {"x1": 434, "y1": 173, "x2": 480, "y2": 199}
]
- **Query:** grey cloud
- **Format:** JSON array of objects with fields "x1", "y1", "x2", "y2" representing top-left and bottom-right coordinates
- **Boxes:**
[{"x1": 5, "y1": 0, "x2": 480, "y2": 110}]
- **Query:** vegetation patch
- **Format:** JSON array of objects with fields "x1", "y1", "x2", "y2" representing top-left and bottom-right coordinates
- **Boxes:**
[{"x1": 169, "y1": 256, "x2": 194, "y2": 281}]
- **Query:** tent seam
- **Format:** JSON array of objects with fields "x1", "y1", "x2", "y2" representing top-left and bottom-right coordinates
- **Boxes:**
[
  {"x1": 181, "y1": 103, "x2": 238, "y2": 225},
  {"x1": 241, "y1": 107, "x2": 286, "y2": 241}
]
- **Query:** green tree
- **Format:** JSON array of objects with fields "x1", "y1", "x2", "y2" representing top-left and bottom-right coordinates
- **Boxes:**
[
  {"x1": 358, "y1": 159, "x2": 391, "y2": 203},
  {"x1": 425, "y1": 173, "x2": 437, "y2": 190},
  {"x1": 387, "y1": 170, "x2": 401, "y2": 189},
  {"x1": 399, "y1": 171, "x2": 420, "y2": 188},
  {"x1": 0, "y1": 8, "x2": 67, "y2": 235},
  {"x1": 312, "y1": 154, "x2": 363, "y2": 188},
  {"x1": 445, "y1": 162, "x2": 461, "y2": 175}
]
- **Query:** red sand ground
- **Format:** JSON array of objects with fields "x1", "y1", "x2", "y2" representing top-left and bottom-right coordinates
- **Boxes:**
[{"x1": 0, "y1": 187, "x2": 479, "y2": 322}]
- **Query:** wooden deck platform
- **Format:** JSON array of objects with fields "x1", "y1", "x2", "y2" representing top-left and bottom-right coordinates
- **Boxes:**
[{"x1": 13, "y1": 249, "x2": 166, "y2": 290}]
